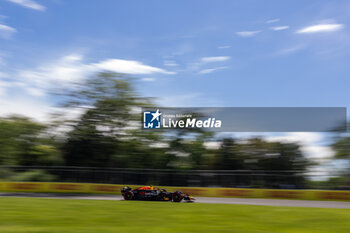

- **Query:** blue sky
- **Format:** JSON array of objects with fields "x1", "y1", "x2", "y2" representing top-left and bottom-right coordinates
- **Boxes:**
[
  {"x1": 1, "y1": 0, "x2": 350, "y2": 111},
  {"x1": 0, "y1": 0, "x2": 350, "y2": 167}
]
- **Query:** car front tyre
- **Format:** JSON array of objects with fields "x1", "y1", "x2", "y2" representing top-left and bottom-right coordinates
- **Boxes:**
[{"x1": 124, "y1": 191, "x2": 134, "y2": 200}]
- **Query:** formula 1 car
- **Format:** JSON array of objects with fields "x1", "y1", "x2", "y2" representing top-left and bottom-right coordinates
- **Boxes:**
[{"x1": 121, "y1": 186, "x2": 195, "y2": 202}]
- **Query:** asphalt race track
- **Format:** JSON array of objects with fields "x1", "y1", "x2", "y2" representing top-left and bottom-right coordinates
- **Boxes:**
[{"x1": 1, "y1": 193, "x2": 350, "y2": 209}]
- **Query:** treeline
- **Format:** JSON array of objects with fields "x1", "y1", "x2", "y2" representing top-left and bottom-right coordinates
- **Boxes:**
[
  {"x1": 0, "y1": 73, "x2": 348, "y2": 188},
  {"x1": 0, "y1": 115, "x2": 308, "y2": 171}
]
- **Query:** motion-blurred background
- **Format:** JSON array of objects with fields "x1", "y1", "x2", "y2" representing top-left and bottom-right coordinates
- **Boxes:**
[
  {"x1": 0, "y1": 0, "x2": 350, "y2": 190},
  {"x1": 0, "y1": 72, "x2": 348, "y2": 190}
]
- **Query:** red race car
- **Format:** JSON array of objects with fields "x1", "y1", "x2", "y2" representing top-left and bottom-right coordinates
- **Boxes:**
[{"x1": 121, "y1": 186, "x2": 195, "y2": 202}]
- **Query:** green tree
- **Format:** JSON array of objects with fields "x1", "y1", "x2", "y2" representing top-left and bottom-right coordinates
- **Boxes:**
[
  {"x1": 331, "y1": 136, "x2": 350, "y2": 187},
  {"x1": 165, "y1": 125, "x2": 212, "y2": 170},
  {"x1": 60, "y1": 72, "x2": 166, "y2": 168},
  {"x1": 0, "y1": 116, "x2": 62, "y2": 166},
  {"x1": 332, "y1": 137, "x2": 350, "y2": 159},
  {"x1": 238, "y1": 138, "x2": 307, "y2": 171},
  {"x1": 213, "y1": 138, "x2": 243, "y2": 170}
]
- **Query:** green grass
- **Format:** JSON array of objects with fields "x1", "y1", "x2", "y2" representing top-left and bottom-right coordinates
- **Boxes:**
[{"x1": 0, "y1": 197, "x2": 349, "y2": 233}]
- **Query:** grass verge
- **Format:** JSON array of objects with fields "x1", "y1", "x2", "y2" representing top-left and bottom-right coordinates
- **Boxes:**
[{"x1": 0, "y1": 197, "x2": 349, "y2": 233}]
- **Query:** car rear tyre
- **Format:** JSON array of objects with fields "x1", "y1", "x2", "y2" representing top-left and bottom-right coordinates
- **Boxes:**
[{"x1": 172, "y1": 191, "x2": 183, "y2": 202}]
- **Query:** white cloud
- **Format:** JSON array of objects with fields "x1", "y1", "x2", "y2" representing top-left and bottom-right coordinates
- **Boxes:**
[
  {"x1": 19, "y1": 54, "x2": 90, "y2": 91},
  {"x1": 95, "y1": 59, "x2": 175, "y2": 75},
  {"x1": 271, "y1": 26, "x2": 289, "y2": 31},
  {"x1": 0, "y1": 97, "x2": 53, "y2": 122},
  {"x1": 163, "y1": 60, "x2": 178, "y2": 67},
  {"x1": 0, "y1": 24, "x2": 17, "y2": 39},
  {"x1": 218, "y1": 45, "x2": 231, "y2": 49},
  {"x1": 141, "y1": 77, "x2": 156, "y2": 82},
  {"x1": 302, "y1": 145, "x2": 334, "y2": 160},
  {"x1": 198, "y1": 66, "x2": 228, "y2": 74},
  {"x1": 266, "y1": 132, "x2": 323, "y2": 145},
  {"x1": 186, "y1": 56, "x2": 230, "y2": 74},
  {"x1": 63, "y1": 54, "x2": 83, "y2": 62},
  {"x1": 236, "y1": 30, "x2": 261, "y2": 37},
  {"x1": 266, "y1": 18, "x2": 280, "y2": 24},
  {"x1": 7, "y1": 0, "x2": 45, "y2": 11},
  {"x1": 201, "y1": 56, "x2": 230, "y2": 63},
  {"x1": 265, "y1": 132, "x2": 334, "y2": 159},
  {"x1": 275, "y1": 45, "x2": 304, "y2": 56},
  {"x1": 296, "y1": 24, "x2": 344, "y2": 34},
  {"x1": 15, "y1": 54, "x2": 175, "y2": 97},
  {"x1": 24, "y1": 87, "x2": 46, "y2": 96},
  {"x1": 0, "y1": 54, "x2": 175, "y2": 120}
]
